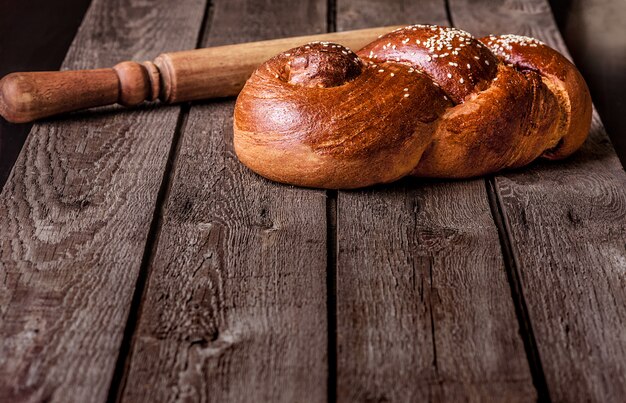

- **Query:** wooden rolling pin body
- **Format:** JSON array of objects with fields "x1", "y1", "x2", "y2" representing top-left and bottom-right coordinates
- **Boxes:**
[{"x1": 0, "y1": 26, "x2": 399, "y2": 123}]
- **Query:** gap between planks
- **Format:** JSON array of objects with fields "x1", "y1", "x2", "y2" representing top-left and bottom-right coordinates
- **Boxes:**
[
  {"x1": 105, "y1": 1, "x2": 215, "y2": 401},
  {"x1": 444, "y1": 0, "x2": 455, "y2": 26},
  {"x1": 326, "y1": 2, "x2": 338, "y2": 402},
  {"x1": 485, "y1": 178, "x2": 552, "y2": 403},
  {"x1": 326, "y1": 189, "x2": 338, "y2": 403},
  {"x1": 105, "y1": 103, "x2": 191, "y2": 403},
  {"x1": 443, "y1": 0, "x2": 551, "y2": 398}
]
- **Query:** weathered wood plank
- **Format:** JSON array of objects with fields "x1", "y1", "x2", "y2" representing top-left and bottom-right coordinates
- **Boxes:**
[
  {"x1": 118, "y1": 1, "x2": 329, "y2": 402},
  {"x1": 449, "y1": 0, "x2": 626, "y2": 401},
  {"x1": 0, "y1": 0, "x2": 207, "y2": 401},
  {"x1": 335, "y1": 1, "x2": 536, "y2": 401},
  {"x1": 0, "y1": 0, "x2": 92, "y2": 191}
]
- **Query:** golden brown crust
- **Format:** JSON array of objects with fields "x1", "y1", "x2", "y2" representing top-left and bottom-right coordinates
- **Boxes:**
[
  {"x1": 234, "y1": 25, "x2": 593, "y2": 189},
  {"x1": 479, "y1": 34, "x2": 592, "y2": 159}
]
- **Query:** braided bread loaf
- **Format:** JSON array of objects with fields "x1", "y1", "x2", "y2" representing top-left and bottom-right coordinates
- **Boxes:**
[{"x1": 234, "y1": 25, "x2": 592, "y2": 189}]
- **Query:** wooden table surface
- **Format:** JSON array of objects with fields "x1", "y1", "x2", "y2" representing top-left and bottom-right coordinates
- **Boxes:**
[{"x1": 1, "y1": 0, "x2": 625, "y2": 402}]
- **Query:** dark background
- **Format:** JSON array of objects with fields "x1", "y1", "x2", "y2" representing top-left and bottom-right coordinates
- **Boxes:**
[{"x1": 1, "y1": 0, "x2": 624, "y2": 190}]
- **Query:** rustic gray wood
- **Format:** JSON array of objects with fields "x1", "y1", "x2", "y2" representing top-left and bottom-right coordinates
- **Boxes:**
[
  {"x1": 334, "y1": 1, "x2": 536, "y2": 401},
  {"x1": 450, "y1": 0, "x2": 626, "y2": 401},
  {"x1": 117, "y1": 1, "x2": 329, "y2": 402},
  {"x1": 0, "y1": 0, "x2": 207, "y2": 401},
  {"x1": 3, "y1": 0, "x2": 623, "y2": 402}
]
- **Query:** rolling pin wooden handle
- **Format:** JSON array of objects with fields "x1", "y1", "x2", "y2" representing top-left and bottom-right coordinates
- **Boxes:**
[
  {"x1": 0, "y1": 61, "x2": 159, "y2": 123},
  {"x1": 0, "y1": 25, "x2": 400, "y2": 123}
]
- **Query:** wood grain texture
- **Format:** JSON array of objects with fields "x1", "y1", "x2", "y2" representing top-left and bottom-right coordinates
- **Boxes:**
[
  {"x1": 0, "y1": 0, "x2": 207, "y2": 401},
  {"x1": 335, "y1": 1, "x2": 536, "y2": 401},
  {"x1": 118, "y1": 1, "x2": 329, "y2": 402},
  {"x1": 450, "y1": 0, "x2": 626, "y2": 400},
  {"x1": 0, "y1": 0, "x2": 92, "y2": 190}
]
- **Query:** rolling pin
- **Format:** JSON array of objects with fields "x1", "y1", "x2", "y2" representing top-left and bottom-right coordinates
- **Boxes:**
[{"x1": 0, "y1": 26, "x2": 400, "y2": 123}]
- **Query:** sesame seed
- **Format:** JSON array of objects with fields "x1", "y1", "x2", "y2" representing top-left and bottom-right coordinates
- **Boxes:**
[
  {"x1": 459, "y1": 78, "x2": 464, "y2": 83},
  {"x1": 378, "y1": 69, "x2": 385, "y2": 72},
  {"x1": 467, "y1": 63, "x2": 471, "y2": 68},
  {"x1": 403, "y1": 87, "x2": 409, "y2": 91},
  {"x1": 404, "y1": 93, "x2": 410, "y2": 98},
  {"x1": 485, "y1": 60, "x2": 490, "y2": 65},
  {"x1": 447, "y1": 73, "x2": 452, "y2": 78},
  {"x1": 390, "y1": 73, "x2": 395, "y2": 77},
  {"x1": 474, "y1": 56, "x2": 480, "y2": 60},
  {"x1": 284, "y1": 53, "x2": 290, "y2": 56}
]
